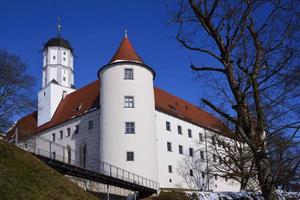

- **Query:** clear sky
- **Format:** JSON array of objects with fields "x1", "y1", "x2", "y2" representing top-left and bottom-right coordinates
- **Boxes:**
[{"x1": 0, "y1": 0, "x2": 214, "y2": 107}]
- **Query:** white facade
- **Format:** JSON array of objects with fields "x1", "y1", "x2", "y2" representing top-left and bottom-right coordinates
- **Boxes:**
[{"x1": 19, "y1": 35, "x2": 241, "y2": 193}]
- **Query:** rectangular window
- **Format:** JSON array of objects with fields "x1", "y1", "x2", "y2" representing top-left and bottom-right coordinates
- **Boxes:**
[
  {"x1": 188, "y1": 129, "x2": 192, "y2": 138},
  {"x1": 167, "y1": 142, "x2": 172, "y2": 152},
  {"x1": 63, "y1": 77, "x2": 66, "y2": 81},
  {"x1": 200, "y1": 151, "x2": 204, "y2": 160},
  {"x1": 75, "y1": 125, "x2": 79, "y2": 134},
  {"x1": 166, "y1": 121, "x2": 171, "y2": 131},
  {"x1": 52, "y1": 133, "x2": 55, "y2": 142},
  {"x1": 125, "y1": 122, "x2": 135, "y2": 134},
  {"x1": 126, "y1": 151, "x2": 134, "y2": 161},
  {"x1": 177, "y1": 125, "x2": 182, "y2": 135},
  {"x1": 124, "y1": 96, "x2": 134, "y2": 108},
  {"x1": 190, "y1": 169, "x2": 194, "y2": 176},
  {"x1": 124, "y1": 68, "x2": 134, "y2": 80},
  {"x1": 59, "y1": 130, "x2": 63, "y2": 139},
  {"x1": 189, "y1": 148, "x2": 194, "y2": 157},
  {"x1": 212, "y1": 135, "x2": 216, "y2": 145},
  {"x1": 202, "y1": 172, "x2": 205, "y2": 178},
  {"x1": 88, "y1": 120, "x2": 93, "y2": 130},
  {"x1": 213, "y1": 154, "x2": 217, "y2": 162},
  {"x1": 67, "y1": 128, "x2": 71, "y2": 137},
  {"x1": 199, "y1": 133, "x2": 203, "y2": 141},
  {"x1": 63, "y1": 57, "x2": 66, "y2": 61},
  {"x1": 53, "y1": 56, "x2": 56, "y2": 60},
  {"x1": 168, "y1": 165, "x2": 173, "y2": 173},
  {"x1": 178, "y1": 145, "x2": 183, "y2": 154}
]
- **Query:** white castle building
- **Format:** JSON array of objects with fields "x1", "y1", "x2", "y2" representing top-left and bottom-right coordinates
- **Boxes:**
[{"x1": 7, "y1": 32, "x2": 240, "y2": 193}]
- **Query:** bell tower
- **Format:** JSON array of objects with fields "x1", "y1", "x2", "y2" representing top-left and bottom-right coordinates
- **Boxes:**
[{"x1": 37, "y1": 19, "x2": 76, "y2": 126}]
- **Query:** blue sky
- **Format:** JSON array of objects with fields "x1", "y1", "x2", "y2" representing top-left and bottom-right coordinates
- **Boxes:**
[{"x1": 0, "y1": 0, "x2": 215, "y2": 107}]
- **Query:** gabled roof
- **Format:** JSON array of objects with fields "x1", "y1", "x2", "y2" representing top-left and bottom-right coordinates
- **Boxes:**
[
  {"x1": 109, "y1": 36, "x2": 144, "y2": 64},
  {"x1": 6, "y1": 80, "x2": 230, "y2": 141}
]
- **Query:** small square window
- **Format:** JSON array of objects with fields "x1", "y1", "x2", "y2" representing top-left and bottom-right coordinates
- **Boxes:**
[
  {"x1": 126, "y1": 151, "x2": 134, "y2": 161},
  {"x1": 168, "y1": 165, "x2": 172, "y2": 173},
  {"x1": 178, "y1": 145, "x2": 183, "y2": 154},
  {"x1": 43, "y1": 91, "x2": 46, "y2": 97},
  {"x1": 124, "y1": 96, "x2": 134, "y2": 108},
  {"x1": 124, "y1": 68, "x2": 134, "y2": 80},
  {"x1": 199, "y1": 133, "x2": 203, "y2": 141},
  {"x1": 167, "y1": 142, "x2": 172, "y2": 152},
  {"x1": 169, "y1": 179, "x2": 172, "y2": 183},
  {"x1": 59, "y1": 130, "x2": 63, "y2": 139},
  {"x1": 63, "y1": 57, "x2": 66, "y2": 61},
  {"x1": 88, "y1": 120, "x2": 93, "y2": 130},
  {"x1": 53, "y1": 56, "x2": 56, "y2": 60},
  {"x1": 75, "y1": 125, "x2": 79, "y2": 134},
  {"x1": 188, "y1": 129, "x2": 192, "y2": 138},
  {"x1": 166, "y1": 121, "x2": 171, "y2": 131},
  {"x1": 63, "y1": 77, "x2": 66, "y2": 81},
  {"x1": 189, "y1": 148, "x2": 194, "y2": 157},
  {"x1": 177, "y1": 125, "x2": 182, "y2": 135},
  {"x1": 67, "y1": 128, "x2": 71, "y2": 137},
  {"x1": 125, "y1": 122, "x2": 135, "y2": 134}
]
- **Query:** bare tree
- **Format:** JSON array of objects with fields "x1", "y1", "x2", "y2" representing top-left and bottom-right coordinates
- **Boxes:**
[
  {"x1": 170, "y1": 0, "x2": 300, "y2": 199},
  {"x1": 0, "y1": 50, "x2": 35, "y2": 132}
]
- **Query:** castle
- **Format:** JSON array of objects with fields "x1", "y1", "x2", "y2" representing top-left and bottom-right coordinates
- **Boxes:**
[{"x1": 6, "y1": 32, "x2": 240, "y2": 193}]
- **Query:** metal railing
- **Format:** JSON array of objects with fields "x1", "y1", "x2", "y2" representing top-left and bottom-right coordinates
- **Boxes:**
[{"x1": 18, "y1": 136, "x2": 159, "y2": 190}]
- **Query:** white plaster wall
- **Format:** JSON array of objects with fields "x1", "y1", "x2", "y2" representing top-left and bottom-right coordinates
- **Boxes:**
[
  {"x1": 99, "y1": 63, "x2": 158, "y2": 182},
  {"x1": 37, "y1": 83, "x2": 75, "y2": 126},
  {"x1": 34, "y1": 110, "x2": 100, "y2": 172},
  {"x1": 155, "y1": 110, "x2": 239, "y2": 192}
]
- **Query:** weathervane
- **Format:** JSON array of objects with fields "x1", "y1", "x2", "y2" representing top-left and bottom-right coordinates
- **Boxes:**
[
  {"x1": 57, "y1": 17, "x2": 62, "y2": 36},
  {"x1": 125, "y1": 29, "x2": 128, "y2": 38}
]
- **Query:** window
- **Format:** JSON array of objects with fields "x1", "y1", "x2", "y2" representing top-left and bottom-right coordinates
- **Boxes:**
[
  {"x1": 168, "y1": 165, "x2": 173, "y2": 173},
  {"x1": 188, "y1": 129, "x2": 192, "y2": 138},
  {"x1": 213, "y1": 154, "x2": 217, "y2": 162},
  {"x1": 59, "y1": 130, "x2": 63, "y2": 139},
  {"x1": 63, "y1": 77, "x2": 66, "y2": 81},
  {"x1": 178, "y1": 145, "x2": 183, "y2": 154},
  {"x1": 43, "y1": 91, "x2": 46, "y2": 97},
  {"x1": 202, "y1": 172, "x2": 205, "y2": 178},
  {"x1": 169, "y1": 179, "x2": 172, "y2": 183},
  {"x1": 63, "y1": 57, "x2": 66, "y2": 61},
  {"x1": 88, "y1": 120, "x2": 93, "y2": 130},
  {"x1": 53, "y1": 56, "x2": 56, "y2": 60},
  {"x1": 124, "y1": 96, "x2": 134, "y2": 108},
  {"x1": 190, "y1": 169, "x2": 194, "y2": 176},
  {"x1": 124, "y1": 68, "x2": 133, "y2": 79},
  {"x1": 126, "y1": 151, "x2": 134, "y2": 161},
  {"x1": 199, "y1": 133, "x2": 203, "y2": 141},
  {"x1": 67, "y1": 128, "x2": 71, "y2": 137},
  {"x1": 52, "y1": 133, "x2": 55, "y2": 142},
  {"x1": 75, "y1": 125, "x2": 79, "y2": 134},
  {"x1": 177, "y1": 125, "x2": 182, "y2": 135},
  {"x1": 51, "y1": 152, "x2": 56, "y2": 159},
  {"x1": 212, "y1": 135, "x2": 216, "y2": 145},
  {"x1": 189, "y1": 148, "x2": 194, "y2": 157},
  {"x1": 125, "y1": 122, "x2": 135, "y2": 134},
  {"x1": 200, "y1": 151, "x2": 204, "y2": 160},
  {"x1": 166, "y1": 121, "x2": 171, "y2": 131},
  {"x1": 63, "y1": 52, "x2": 66, "y2": 55},
  {"x1": 167, "y1": 142, "x2": 172, "y2": 152}
]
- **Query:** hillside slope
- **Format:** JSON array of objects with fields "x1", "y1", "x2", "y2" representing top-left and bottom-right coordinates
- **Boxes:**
[{"x1": 0, "y1": 140, "x2": 98, "y2": 200}]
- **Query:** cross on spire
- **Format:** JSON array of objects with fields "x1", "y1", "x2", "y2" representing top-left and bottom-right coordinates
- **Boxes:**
[
  {"x1": 125, "y1": 29, "x2": 128, "y2": 38},
  {"x1": 57, "y1": 17, "x2": 62, "y2": 36}
]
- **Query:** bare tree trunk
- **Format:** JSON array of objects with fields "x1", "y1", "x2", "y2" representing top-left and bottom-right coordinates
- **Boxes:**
[{"x1": 255, "y1": 150, "x2": 278, "y2": 200}]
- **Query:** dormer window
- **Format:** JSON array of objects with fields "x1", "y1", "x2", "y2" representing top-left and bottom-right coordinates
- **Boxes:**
[{"x1": 124, "y1": 68, "x2": 133, "y2": 80}]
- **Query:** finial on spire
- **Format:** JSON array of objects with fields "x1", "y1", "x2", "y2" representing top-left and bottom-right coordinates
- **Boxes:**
[
  {"x1": 57, "y1": 16, "x2": 62, "y2": 36},
  {"x1": 125, "y1": 29, "x2": 128, "y2": 38}
]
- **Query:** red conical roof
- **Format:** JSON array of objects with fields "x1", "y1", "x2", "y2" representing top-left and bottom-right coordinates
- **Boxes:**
[{"x1": 109, "y1": 36, "x2": 144, "y2": 64}]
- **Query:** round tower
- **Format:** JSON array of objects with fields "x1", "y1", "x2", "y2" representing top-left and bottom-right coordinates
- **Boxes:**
[{"x1": 98, "y1": 33, "x2": 158, "y2": 182}]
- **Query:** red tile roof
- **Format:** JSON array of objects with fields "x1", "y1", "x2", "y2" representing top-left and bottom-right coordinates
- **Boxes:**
[
  {"x1": 109, "y1": 36, "x2": 144, "y2": 64},
  {"x1": 6, "y1": 80, "x2": 230, "y2": 141}
]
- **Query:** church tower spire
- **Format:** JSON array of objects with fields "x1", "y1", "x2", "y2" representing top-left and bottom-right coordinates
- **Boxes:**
[{"x1": 38, "y1": 22, "x2": 76, "y2": 126}]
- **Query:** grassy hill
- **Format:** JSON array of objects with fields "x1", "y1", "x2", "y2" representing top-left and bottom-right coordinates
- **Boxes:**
[{"x1": 0, "y1": 140, "x2": 98, "y2": 200}]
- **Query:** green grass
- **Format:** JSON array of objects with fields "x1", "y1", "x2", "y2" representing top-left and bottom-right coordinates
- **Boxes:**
[{"x1": 0, "y1": 140, "x2": 98, "y2": 200}]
